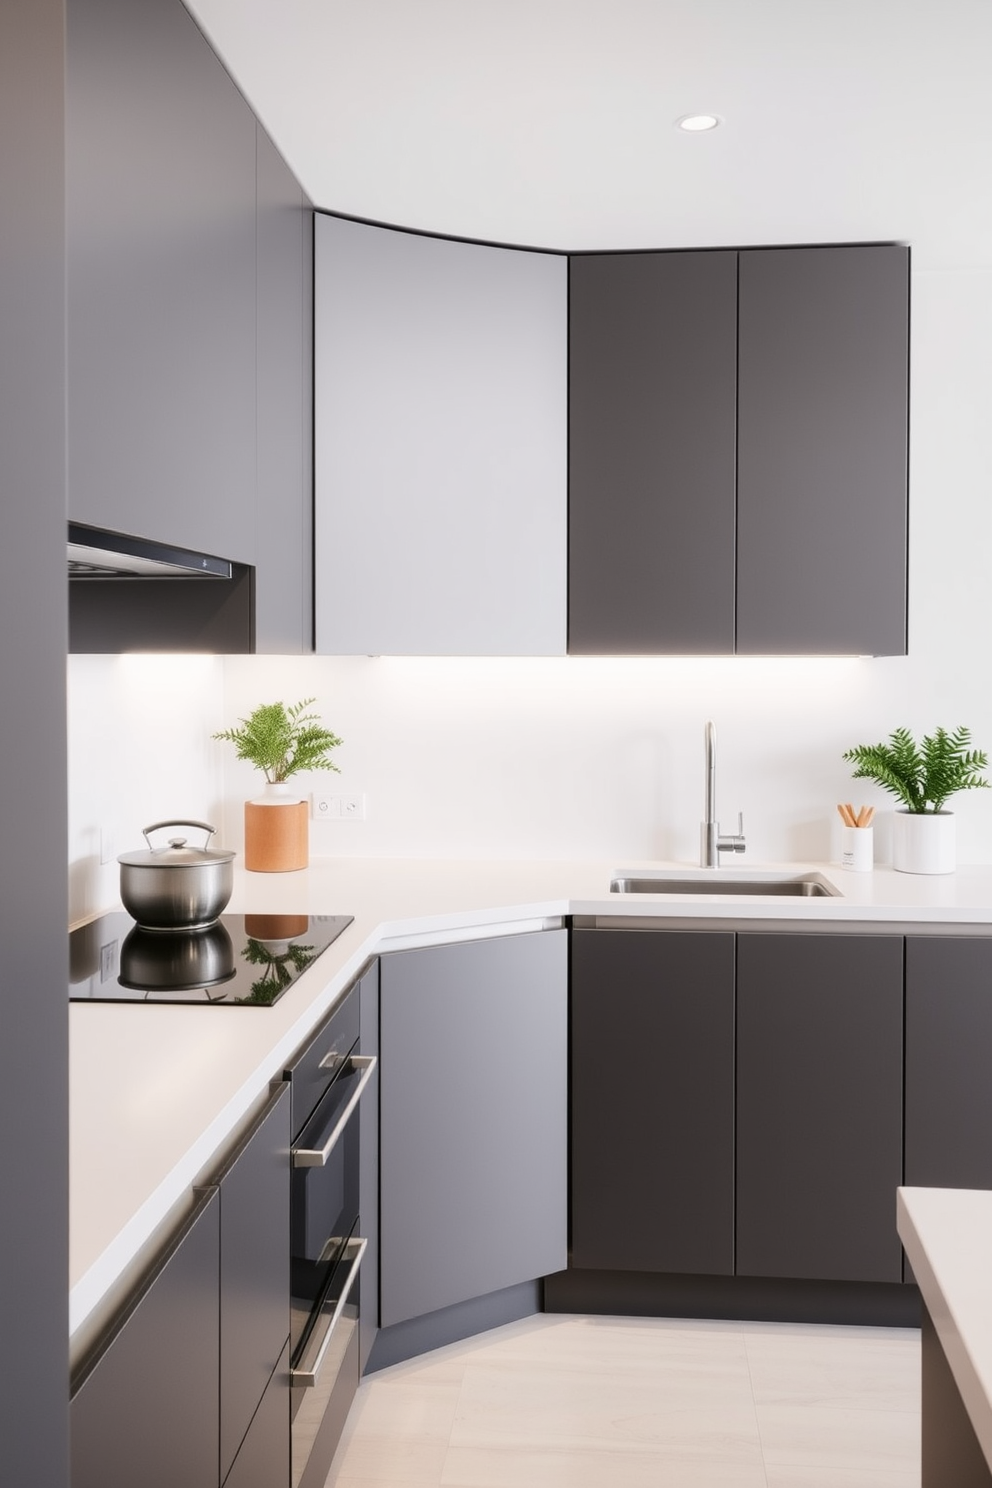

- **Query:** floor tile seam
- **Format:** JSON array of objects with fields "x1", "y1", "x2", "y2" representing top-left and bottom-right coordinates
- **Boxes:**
[{"x1": 741, "y1": 1326, "x2": 774, "y2": 1488}]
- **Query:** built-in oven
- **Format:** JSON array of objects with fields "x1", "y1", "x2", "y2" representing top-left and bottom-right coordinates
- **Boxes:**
[{"x1": 287, "y1": 979, "x2": 376, "y2": 1488}]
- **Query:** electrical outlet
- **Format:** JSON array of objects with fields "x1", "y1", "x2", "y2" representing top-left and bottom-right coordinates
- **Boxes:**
[
  {"x1": 99, "y1": 827, "x2": 117, "y2": 865},
  {"x1": 311, "y1": 792, "x2": 367, "y2": 821}
]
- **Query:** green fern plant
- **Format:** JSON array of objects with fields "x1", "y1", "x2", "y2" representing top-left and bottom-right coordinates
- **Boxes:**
[
  {"x1": 843, "y1": 727, "x2": 989, "y2": 814},
  {"x1": 213, "y1": 698, "x2": 342, "y2": 783}
]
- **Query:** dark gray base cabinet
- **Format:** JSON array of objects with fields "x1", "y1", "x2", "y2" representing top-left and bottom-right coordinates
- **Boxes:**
[
  {"x1": 71, "y1": 1189, "x2": 221, "y2": 1488},
  {"x1": 570, "y1": 929, "x2": 904, "y2": 1287},
  {"x1": 736, "y1": 933, "x2": 904, "y2": 1283},
  {"x1": 379, "y1": 931, "x2": 568, "y2": 1329},
  {"x1": 906, "y1": 937, "x2": 992, "y2": 1190},
  {"x1": 571, "y1": 928, "x2": 735, "y2": 1274},
  {"x1": 568, "y1": 243, "x2": 908, "y2": 657},
  {"x1": 71, "y1": 1084, "x2": 291, "y2": 1488}
]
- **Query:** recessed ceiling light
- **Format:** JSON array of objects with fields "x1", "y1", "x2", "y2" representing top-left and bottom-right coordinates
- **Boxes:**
[{"x1": 676, "y1": 113, "x2": 721, "y2": 133}]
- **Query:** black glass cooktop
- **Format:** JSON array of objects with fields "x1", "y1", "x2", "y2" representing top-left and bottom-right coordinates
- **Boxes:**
[{"x1": 69, "y1": 912, "x2": 353, "y2": 1006}]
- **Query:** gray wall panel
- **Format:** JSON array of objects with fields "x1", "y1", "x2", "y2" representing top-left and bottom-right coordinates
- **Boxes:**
[{"x1": 0, "y1": 1, "x2": 69, "y2": 1481}]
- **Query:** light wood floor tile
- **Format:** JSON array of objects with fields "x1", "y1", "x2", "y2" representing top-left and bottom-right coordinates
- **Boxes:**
[
  {"x1": 756, "y1": 1402, "x2": 920, "y2": 1474},
  {"x1": 329, "y1": 1314, "x2": 924, "y2": 1488}
]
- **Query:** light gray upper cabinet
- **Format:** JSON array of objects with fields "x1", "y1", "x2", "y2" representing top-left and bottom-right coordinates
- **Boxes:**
[
  {"x1": 314, "y1": 215, "x2": 567, "y2": 655},
  {"x1": 736, "y1": 246, "x2": 909, "y2": 656},
  {"x1": 379, "y1": 931, "x2": 567, "y2": 1328}
]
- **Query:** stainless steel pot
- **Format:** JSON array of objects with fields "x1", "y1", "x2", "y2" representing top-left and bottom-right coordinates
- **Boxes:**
[{"x1": 118, "y1": 820, "x2": 235, "y2": 929}]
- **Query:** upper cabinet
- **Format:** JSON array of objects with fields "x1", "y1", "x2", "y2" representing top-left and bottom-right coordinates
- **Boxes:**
[
  {"x1": 66, "y1": 0, "x2": 312, "y2": 653},
  {"x1": 314, "y1": 215, "x2": 568, "y2": 656},
  {"x1": 569, "y1": 243, "x2": 909, "y2": 656},
  {"x1": 736, "y1": 246, "x2": 909, "y2": 656},
  {"x1": 569, "y1": 250, "x2": 738, "y2": 655}
]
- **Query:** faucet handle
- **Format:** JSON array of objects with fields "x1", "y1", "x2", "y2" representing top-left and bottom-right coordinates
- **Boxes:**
[{"x1": 719, "y1": 813, "x2": 746, "y2": 855}]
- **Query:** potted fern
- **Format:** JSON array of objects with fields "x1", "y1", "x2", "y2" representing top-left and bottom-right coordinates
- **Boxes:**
[
  {"x1": 214, "y1": 699, "x2": 342, "y2": 872},
  {"x1": 842, "y1": 726, "x2": 989, "y2": 874}
]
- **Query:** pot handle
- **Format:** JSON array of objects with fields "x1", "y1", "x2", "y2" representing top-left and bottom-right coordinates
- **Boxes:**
[{"x1": 142, "y1": 819, "x2": 217, "y2": 849}]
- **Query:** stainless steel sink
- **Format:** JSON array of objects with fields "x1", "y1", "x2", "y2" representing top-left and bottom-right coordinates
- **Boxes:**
[{"x1": 610, "y1": 871, "x2": 839, "y2": 898}]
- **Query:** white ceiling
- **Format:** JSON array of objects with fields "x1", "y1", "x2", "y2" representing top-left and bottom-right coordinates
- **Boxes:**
[{"x1": 186, "y1": 0, "x2": 992, "y2": 270}]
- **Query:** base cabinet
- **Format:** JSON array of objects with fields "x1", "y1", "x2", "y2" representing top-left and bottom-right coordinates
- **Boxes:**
[
  {"x1": 379, "y1": 931, "x2": 567, "y2": 1328},
  {"x1": 571, "y1": 927, "x2": 735, "y2": 1273},
  {"x1": 906, "y1": 937, "x2": 992, "y2": 1190},
  {"x1": 71, "y1": 1189, "x2": 221, "y2": 1488},
  {"x1": 736, "y1": 933, "x2": 904, "y2": 1283},
  {"x1": 71, "y1": 1084, "x2": 291, "y2": 1488}
]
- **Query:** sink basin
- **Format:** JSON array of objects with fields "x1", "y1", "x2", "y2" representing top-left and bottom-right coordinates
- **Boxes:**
[{"x1": 610, "y1": 871, "x2": 839, "y2": 898}]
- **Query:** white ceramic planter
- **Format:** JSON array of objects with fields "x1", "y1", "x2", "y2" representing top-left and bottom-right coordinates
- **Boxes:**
[{"x1": 892, "y1": 810, "x2": 955, "y2": 875}]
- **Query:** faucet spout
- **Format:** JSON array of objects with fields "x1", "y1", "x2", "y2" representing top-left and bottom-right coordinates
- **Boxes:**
[{"x1": 700, "y1": 720, "x2": 746, "y2": 867}]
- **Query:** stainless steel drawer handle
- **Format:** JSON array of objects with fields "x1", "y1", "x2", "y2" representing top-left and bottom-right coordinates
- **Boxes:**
[
  {"x1": 290, "y1": 1236, "x2": 367, "y2": 1388},
  {"x1": 292, "y1": 1055, "x2": 376, "y2": 1168}
]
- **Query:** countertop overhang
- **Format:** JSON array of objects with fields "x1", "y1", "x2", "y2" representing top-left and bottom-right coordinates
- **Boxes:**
[{"x1": 70, "y1": 856, "x2": 992, "y2": 1345}]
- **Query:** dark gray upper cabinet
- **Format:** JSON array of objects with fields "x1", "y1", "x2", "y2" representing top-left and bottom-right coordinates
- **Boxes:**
[
  {"x1": 905, "y1": 937, "x2": 992, "y2": 1190},
  {"x1": 570, "y1": 928, "x2": 736, "y2": 1274},
  {"x1": 71, "y1": 1188, "x2": 220, "y2": 1488},
  {"x1": 568, "y1": 243, "x2": 909, "y2": 656},
  {"x1": 66, "y1": 0, "x2": 312, "y2": 653},
  {"x1": 66, "y1": 0, "x2": 256, "y2": 565},
  {"x1": 736, "y1": 245, "x2": 909, "y2": 655},
  {"x1": 736, "y1": 933, "x2": 904, "y2": 1283},
  {"x1": 379, "y1": 931, "x2": 567, "y2": 1328},
  {"x1": 569, "y1": 251, "x2": 738, "y2": 654}
]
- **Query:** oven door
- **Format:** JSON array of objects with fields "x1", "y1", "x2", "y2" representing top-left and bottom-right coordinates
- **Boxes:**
[{"x1": 290, "y1": 1051, "x2": 375, "y2": 1488}]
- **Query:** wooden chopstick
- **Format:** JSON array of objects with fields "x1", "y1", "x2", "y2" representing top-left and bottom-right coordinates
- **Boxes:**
[{"x1": 838, "y1": 803, "x2": 874, "y2": 829}]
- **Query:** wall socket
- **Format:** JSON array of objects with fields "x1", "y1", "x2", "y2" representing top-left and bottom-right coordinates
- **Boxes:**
[
  {"x1": 99, "y1": 827, "x2": 117, "y2": 865},
  {"x1": 312, "y1": 792, "x2": 367, "y2": 821}
]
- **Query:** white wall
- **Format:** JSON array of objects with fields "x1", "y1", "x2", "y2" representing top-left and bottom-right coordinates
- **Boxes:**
[
  {"x1": 67, "y1": 654, "x2": 226, "y2": 921},
  {"x1": 67, "y1": 265, "x2": 992, "y2": 903}
]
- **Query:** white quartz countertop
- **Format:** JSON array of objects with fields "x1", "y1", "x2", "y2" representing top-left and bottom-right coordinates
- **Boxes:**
[
  {"x1": 898, "y1": 1186, "x2": 992, "y2": 1470},
  {"x1": 70, "y1": 856, "x2": 992, "y2": 1343}
]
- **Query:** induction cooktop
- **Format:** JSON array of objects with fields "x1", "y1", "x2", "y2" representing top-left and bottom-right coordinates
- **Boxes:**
[{"x1": 69, "y1": 912, "x2": 353, "y2": 1006}]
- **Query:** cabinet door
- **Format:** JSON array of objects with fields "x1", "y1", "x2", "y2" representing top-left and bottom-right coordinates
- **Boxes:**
[
  {"x1": 223, "y1": 1342, "x2": 290, "y2": 1488},
  {"x1": 906, "y1": 937, "x2": 992, "y2": 1189},
  {"x1": 358, "y1": 960, "x2": 380, "y2": 1374},
  {"x1": 571, "y1": 928, "x2": 735, "y2": 1274},
  {"x1": 219, "y1": 1083, "x2": 291, "y2": 1483},
  {"x1": 736, "y1": 933, "x2": 904, "y2": 1282},
  {"x1": 71, "y1": 1188, "x2": 220, "y2": 1488},
  {"x1": 66, "y1": 0, "x2": 257, "y2": 565},
  {"x1": 736, "y1": 245, "x2": 909, "y2": 656},
  {"x1": 314, "y1": 215, "x2": 567, "y2": 655},
  {"x1": 379, "y1": 931, "x2": 567, "y2": 1327},
  {"x1": 255, "y1": 123, "x2": 312, "y2": 655},
  {"x1": 568, "y1": 250, "x2": 737, "y2": 654}
]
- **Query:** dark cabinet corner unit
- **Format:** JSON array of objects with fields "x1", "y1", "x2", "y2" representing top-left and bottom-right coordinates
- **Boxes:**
[
  {"x1": 736, "y1": 932, "x2": 904, "y2": 1283},
  {"x1": 570, "y1": 926, "x2": 735, "y2": 1275}
]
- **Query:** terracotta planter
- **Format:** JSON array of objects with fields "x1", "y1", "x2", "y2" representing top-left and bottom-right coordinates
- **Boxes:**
[
  {"x1": 244, "y1": 782, "x2": 308, "y2": 872},
  {"x1": 892, "y1": 810, "x2": 955, "y2": 875}
]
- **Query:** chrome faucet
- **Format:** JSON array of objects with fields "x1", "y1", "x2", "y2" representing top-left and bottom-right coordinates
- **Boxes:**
[{"x1": 700, "y1": 720, "x2": 746, "y2": 867}]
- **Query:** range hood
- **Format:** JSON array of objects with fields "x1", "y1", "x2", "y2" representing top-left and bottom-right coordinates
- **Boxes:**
[{"x1": 68, "y1": 522, "x2": 233, "y2": 580}]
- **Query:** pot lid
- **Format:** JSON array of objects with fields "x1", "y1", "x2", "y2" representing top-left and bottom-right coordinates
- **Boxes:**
[{"x1": 118, "y1": 819, "x2": 235, "y2": 868}]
